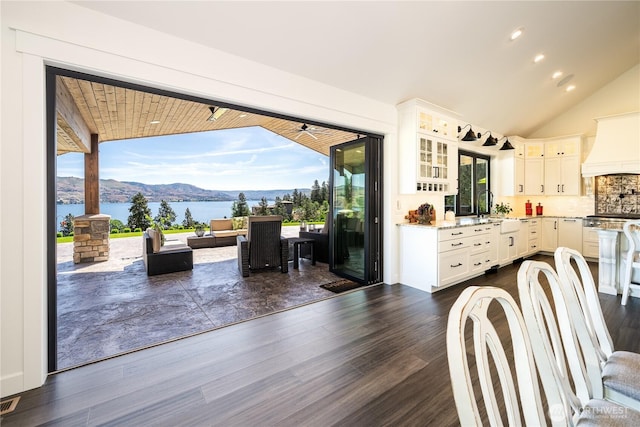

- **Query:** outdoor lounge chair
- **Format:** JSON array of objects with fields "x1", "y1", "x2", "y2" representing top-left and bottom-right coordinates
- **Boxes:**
[{"x1": 237, "y1": 215, "x2": 288, "y2": 277}]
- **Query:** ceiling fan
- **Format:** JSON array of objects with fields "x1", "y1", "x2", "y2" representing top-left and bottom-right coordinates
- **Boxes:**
[{"x1": 292, "y1": 123, "x2": 328, "y2": 140}]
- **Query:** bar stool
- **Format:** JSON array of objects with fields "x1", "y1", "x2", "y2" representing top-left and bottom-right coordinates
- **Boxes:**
[{"x1": 622, "y1": 220, "x2": 640, "y2": 305}]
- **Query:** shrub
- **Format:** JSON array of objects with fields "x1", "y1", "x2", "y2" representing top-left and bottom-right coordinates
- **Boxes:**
[
  {"x1": 110, "y1": 229, "x2": 118, "y2": 234},
  {"x1": 123, "y1": 228, "x2": 131, "y2": 233},
  {"x1": 134, "y1": 227, "x2": 142, "y2": 233},
  {"x1": 56, "y1": 232, "x2": 63, "y2": 238}
]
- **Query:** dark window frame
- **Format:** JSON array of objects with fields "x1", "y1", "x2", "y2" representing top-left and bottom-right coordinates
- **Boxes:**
[{"x1": 445, "y1": 150, "x2": 491, "y2": 217}]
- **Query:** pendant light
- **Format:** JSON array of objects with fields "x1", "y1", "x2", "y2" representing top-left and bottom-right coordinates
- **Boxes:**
[
  {"x1": 497, "y1": 136, "x2": 515, "y2": 150},
  {"x1": 457, "y1": 124, "x2": 480, "y2": 142},
  {"x1": 478, "y1": 131, "x2": 498, "y2": 146}
]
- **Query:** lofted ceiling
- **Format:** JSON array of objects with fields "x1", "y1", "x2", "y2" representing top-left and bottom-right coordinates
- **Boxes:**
[
  {"x1": 56, "y1": 75, "x2": 359, "y2": 156},
  {"x1": 72, "y1": 1, "x2": 640, "y2": 138}
]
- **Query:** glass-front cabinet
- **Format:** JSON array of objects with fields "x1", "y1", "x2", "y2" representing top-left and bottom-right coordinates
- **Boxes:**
[{"x1": 398, "y1": 98, "x2": 459, "y2": 194}]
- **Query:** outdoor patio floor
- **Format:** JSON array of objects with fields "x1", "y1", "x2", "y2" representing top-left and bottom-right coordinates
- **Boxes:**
[{"x1": 56, "y1": 226, "x2": 344, "y2": 370}]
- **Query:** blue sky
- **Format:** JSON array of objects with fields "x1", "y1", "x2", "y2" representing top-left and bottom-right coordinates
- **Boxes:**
[{"x1": 57, "y1": 127, "x2": 329, "y2": 191}]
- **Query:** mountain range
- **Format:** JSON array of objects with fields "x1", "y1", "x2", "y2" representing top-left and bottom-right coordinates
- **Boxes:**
[{"x1": 56, "y1": 176, "x2": 309, "y2": 204}]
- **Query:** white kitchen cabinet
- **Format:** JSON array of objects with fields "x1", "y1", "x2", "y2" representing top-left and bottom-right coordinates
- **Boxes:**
[
  {"x1": 544, "y1": 136, "x2": 582, "y2": 196},
  {"x1": 499, "y1": 232, "x2": 518, "y2": 265},
  {"x1": 525, "y1": 141, "x2": 545, "y2": 159},
  {"x1": 399, "y1": 222, "x2": 497, "y2": 293},
  {"x1": 541, "y1": 217, "x2": 583, "y2": 253},
  {"x1": 397, "y1": 99, "x2": 459, "y2": 194},
  {"x1": 558, "y1": 218, "x2": 583, "y2": 252},
  {"x1": 519, "y1": 218, "x2": 541, "y2": 257},
  {"x1": 583, "y1": 226, "x2": 599, "y2": 258},
  {"x1": 525, "y1": 157, "x2": 545, "y2": 195},
  {"x1": 493, "y1": 138, "x2": 525, "y2": 197},
  {"x1": 541, "y1": 218, "x2": 559, "y2": 252}
]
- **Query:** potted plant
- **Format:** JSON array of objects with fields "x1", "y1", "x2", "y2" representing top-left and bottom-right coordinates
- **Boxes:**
[
  {"x1": 494, "y1": 202, "x2": 513, "y2": 217},
  {"x1": 195, "y1": 224, "x2": 205, "y2": 237},
  {"x1": 417, "y1": 202, "x2": 435, "y2": 224}
]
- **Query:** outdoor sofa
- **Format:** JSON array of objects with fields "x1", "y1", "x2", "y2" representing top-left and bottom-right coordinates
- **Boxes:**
[
  {"x1": 187, "y1": 218, "x2": 248, "y2": 249},
  {"x1": 143, "y1": 228, "x2": 193, "y2": 276}
]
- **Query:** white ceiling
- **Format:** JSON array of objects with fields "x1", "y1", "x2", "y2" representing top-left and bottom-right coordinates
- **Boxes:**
[{"x1": 73, "y1": 1, "x2": 639, "y2": 137}]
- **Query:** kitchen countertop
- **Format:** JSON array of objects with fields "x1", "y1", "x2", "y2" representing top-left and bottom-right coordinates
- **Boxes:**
[{"x1": 397, "y1": 215, "x2": 585, "y2": 230}]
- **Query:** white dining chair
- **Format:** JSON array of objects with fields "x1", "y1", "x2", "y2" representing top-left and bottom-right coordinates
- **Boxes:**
[
  {"x1": 621, "y1": 220, "x2": 640, "y2": 306},
  {"x1": 447, "y1": 286, "x2": 561, "y2": 425},
  {"x1": 517, "y1": 260, "x2": 640, "y2": 425},
  {"x1": 554, "y1": 246, "x2": 640, "y2": 411}
]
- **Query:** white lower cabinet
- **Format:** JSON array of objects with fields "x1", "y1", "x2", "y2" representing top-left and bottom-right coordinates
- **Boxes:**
[
  {"x1": 541, "y1": 218, "x2": 559, "y2": 252},
  {"x1": 558, "y1": 218, "x2": 583, "y2": 252},
  {"x1": 583, "y1": 226, "x2": 599, "y2": 258},
  {"x1": 399, "y1": 223, "x2": 498, "y2": 293},
  {"x1": 499, "y1": 232, "x2": 518, "y2": 265}
]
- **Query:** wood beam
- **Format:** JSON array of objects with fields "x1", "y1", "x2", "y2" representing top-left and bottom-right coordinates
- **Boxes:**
[
  {"x1": 84, "y1": 134, "x2": 100, "y2": 215},
  {"x1": 56, "y1": 76, "x2": 91, "y2": 154}
]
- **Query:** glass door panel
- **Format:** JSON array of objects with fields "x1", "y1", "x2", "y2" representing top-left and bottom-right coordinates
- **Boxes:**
[{"x1": 330, "y1": 136, "x2": 381, "y2": 285}]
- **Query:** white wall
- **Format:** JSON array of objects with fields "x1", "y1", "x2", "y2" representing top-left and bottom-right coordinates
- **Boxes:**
[
  {"x1": 1, "y1": 1, "x2": 399, "y2": 397},
  {"x1": 529, "y1": 64, "x2": 640, "y2": 139}
]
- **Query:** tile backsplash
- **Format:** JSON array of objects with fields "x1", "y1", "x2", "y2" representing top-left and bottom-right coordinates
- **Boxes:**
[{"x1": 595, "y1": 174, "x2": 640, "y2": 216}]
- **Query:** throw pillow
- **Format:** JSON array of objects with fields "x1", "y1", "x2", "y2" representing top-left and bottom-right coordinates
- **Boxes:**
[{"x1": 232, "y1": 217, "x2": 242, "y2": 230}]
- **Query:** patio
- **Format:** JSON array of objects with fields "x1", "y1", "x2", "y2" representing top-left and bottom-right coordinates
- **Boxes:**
[{"x1": 56, "y1": 225, "x2": 345, "y2": 370}]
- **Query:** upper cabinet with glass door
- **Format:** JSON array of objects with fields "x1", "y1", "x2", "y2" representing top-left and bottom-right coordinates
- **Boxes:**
[{"x1": 398, "y1": 98, "x2": 460, "y2": 194}]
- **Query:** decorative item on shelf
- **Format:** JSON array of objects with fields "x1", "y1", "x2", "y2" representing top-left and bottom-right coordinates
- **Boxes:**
[
  {"x1": 405, "y1": 210, "x2": 419, "y2": 223},
  {"x1": 195, "y1": 225, "x2": 205, "y2": 237},
  {"x1": 494, "y1": 202, "x2": 513, "y2": 218},
  {"x1": 536, "y1": 202, "x2": 543, "y2": 216},
  {"x1": 525, "y1": 200, "x2": 533, "y2": 216}
]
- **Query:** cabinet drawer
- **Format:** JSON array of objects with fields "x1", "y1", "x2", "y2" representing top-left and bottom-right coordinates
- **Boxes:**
[
  {"x1": 438, "y1": 227, "x2": 471, "y2": 241},
  {"x1": 439, "y1": 248, "x2": 470, "y2": 286},
  {"x1": 529, "y1": 238, "x2": 539, "y2": 252},
  {"x1": 583, "y1": 241, "x2": 599, "y2": 258},
  {"x1": 470, "y1": 235, "x2": 491, "y2": 254},
  {"x1": 470, "y1": 252, "x2": 491, "y2": 273},
  {"x1": 438, "y1": 236, "x2": 470, "y2": 252}
]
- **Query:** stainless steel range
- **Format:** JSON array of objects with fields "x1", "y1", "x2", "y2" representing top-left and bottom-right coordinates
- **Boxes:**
[{"x1": 583, "y1": 216, "x2": 629, "y2": 230}]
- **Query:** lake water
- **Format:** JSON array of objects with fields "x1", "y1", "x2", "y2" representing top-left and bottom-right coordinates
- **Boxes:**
[{"x1": 56, "y1": 200, "x2": 271, "y2": 229}]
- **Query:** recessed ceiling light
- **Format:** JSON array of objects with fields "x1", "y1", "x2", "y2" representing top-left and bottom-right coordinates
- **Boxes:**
[
  {"x1": 510, "y1": 28, "x2": 523, "y2": 41},
  {"x1": 150, "y1": 120, "x2": 160, "y2": 124},
  {"x1": 534, "y1": 54, "x2": 545, "y2": 63},
  {"x1": 566, "y1": 85, "x2": 576, "y2": 92},
  {"x1": 239, "y1": 114, "x2": 247, "y2": 118},
  {"x1": 552, "y1": 71, "x2": 563, "y2": 79}
]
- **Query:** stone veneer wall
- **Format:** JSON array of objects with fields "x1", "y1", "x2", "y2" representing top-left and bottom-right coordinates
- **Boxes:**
[
  {"x1": 595, "y1": 174, "x2": 640, "y2": 216},
  {"x1": 73, "y1": 214, "x2": 111, "y2": 263}
]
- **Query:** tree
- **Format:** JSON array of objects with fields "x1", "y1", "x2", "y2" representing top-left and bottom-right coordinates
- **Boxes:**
[
  {"x1": 183, "y1": 208, "x2": 195, "y2": 228},
  {"x1": 154, "y1": 199, "x2": 176, "y2": 229},
  {"x1": 257, "y1": 197, "x2": 270, "y2": 215},
  {"x1": 127, "y1": 192, "x2": 152, "y2": 230},
  {"x1": 310, "y1": 180, "x2": 322, "y2": 203},
  {"x1": 231, "y1": 192, "x2": 250, "y2": 217},
  {"x1": 109, "y1": 218, "x2": 125, "y2": 233},
  {"x1": 60, "y1": 213, "x2": 74, "y2": 236},
  {"x1": 320, "y1": 180, "x2": 329, "y2": 203}
]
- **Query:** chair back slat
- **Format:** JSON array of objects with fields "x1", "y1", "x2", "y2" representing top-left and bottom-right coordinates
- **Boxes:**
[{"x1": 447, "y1": 286, "x2": 550, "y2": 426}]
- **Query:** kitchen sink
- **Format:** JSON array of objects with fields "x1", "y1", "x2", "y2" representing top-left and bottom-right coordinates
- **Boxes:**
[{"x1": 500, "y1": 219, "x2": 521, "y2": 234}]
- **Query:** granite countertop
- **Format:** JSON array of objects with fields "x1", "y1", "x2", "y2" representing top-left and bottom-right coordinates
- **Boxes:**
[{"x1": 397, "y1": 215, "x2": 585, "y2": 230}]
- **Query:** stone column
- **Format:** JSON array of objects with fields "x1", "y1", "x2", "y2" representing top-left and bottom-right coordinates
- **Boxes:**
[{"x1": 73, "y1": 214, "x2": 111, "y2": 264}]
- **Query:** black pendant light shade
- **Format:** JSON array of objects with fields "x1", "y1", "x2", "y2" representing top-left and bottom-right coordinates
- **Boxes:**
[
  {"x1": 479, "y1": 131, "x2": 498, "y2": 146},
  {"x1": 499, "y1": 138, "x2": 515, "y2": 150},
  {"x1": 458, "y1": 124, "x2": 479, "y2": 141}
]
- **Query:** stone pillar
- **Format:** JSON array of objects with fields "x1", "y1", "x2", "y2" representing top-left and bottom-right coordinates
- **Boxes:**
[{"x1": 73, "y1": 214, "x2": 111, "y2": 264}]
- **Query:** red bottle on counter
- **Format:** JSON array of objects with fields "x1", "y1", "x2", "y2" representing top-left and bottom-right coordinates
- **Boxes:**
[
  {"x1": 536, "y1": 202, "x2": 543, "y2": 216},
  {"x1": 525, "y1": 200, "x2": 532, "y2": 216}
]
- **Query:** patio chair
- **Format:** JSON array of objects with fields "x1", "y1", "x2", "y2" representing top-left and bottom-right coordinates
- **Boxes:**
[{"x1": 237, "y1": 215, "x2": 288, "y2": 277}]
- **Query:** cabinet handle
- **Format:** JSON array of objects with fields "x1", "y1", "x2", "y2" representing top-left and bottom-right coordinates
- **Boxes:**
[
  {"x1": 451, "y1": 242, "x2": 464, "y2": 247},
  {"x1": 554, "y1": 221, "x2": 557, "y2": 230},
  {"x1": 474, "y1": 243, "x2": 482, "y2": 247},
  {"x1": 451, "y1": 263, "x2": 463, "y2": 268},
  {"x1": 564, "y1": 219, "x2": 577, "y2": 222},
  {"x1": 557, "y1": 184, "x2": 560, "y2": 193},
  {"x1": 451, "y1": 232, "x2": 463, "y2": 236},
  {"x1": 474, "y1": 228, "x2": 483, "y2": 232},
  {"x1": 509, "y1": 236, "x2": 514, "y2": 246},
  {"x1": 486, "y1": 241, "x2": 491, "y2": 244},
  {"x1": 474, "y1": 262, "x2": 482, "y2": 266},
  {"x1": 531, "y1": 231, "x2": 537, "y2": 234},
  {"x1": 541, "y1": 185, "x2": 544, "y2": 193},
  {"x1": 519, "y1": 184, "x2": 524, "y2": 193},
  {"x1": 562, "y1": 184, "x2": 565, "y2": 193}
]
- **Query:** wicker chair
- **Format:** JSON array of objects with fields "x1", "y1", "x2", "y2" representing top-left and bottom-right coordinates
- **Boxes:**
[{"x1": 237, "y1": 215, "x2": 288, "y2": 277}]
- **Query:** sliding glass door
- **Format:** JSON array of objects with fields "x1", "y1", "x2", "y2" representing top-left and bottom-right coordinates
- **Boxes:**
[{"x1": 329, "y1": 136, "x2": 382, "y2": 285}]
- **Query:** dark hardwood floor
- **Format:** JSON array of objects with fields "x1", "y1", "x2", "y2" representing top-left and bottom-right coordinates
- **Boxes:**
[{"x1": 3, "y1": 254, "x2": 640, "y2": 426}]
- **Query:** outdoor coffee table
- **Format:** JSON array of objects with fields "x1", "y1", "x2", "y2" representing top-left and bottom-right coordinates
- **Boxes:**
[{"x1": 289, "y1": 237, "x2": 315, "y2": 269}]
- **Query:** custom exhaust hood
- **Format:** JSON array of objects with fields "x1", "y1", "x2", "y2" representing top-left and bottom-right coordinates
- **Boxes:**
[{"x1": 582, "y1": 112, "x2": 640, "y2": 177}]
